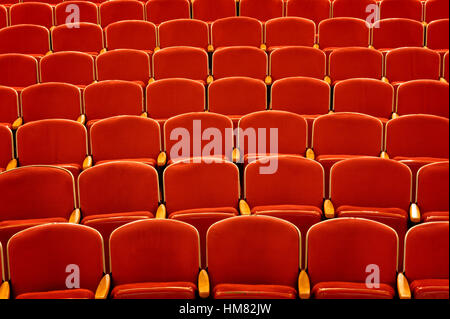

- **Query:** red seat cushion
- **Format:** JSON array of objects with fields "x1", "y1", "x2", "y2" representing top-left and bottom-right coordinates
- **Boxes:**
[
  {"x1": 16, "y1": 289, "x2": 95, "y2": 299},
  {"x1": 244, "y1": 153, "x2": 304, "y2": 166},
  {"x1": 410, "y1": 279, "x2": 449, "y2": 299},
  {"x1": 82, "y1": 211, "x2": 154, "y2": 236},
  {"x1": 312, "y1": 282, "x2": 395, "y2": 299},
  {"x1": 96, "y1": 158, "x2": 156, "y2": 167},
  {"x1": 421, "y1": 211, "x2": 449, "y2": 223},
  {"x1": 111, "y1": 282, "x2": 197, "y2": 299},
  {"x1": 57, "y1": 163, "x2": 82, "y2": 180},
  {"x1": 213, "y1": 284, "x2": 297, "y2": 299}
]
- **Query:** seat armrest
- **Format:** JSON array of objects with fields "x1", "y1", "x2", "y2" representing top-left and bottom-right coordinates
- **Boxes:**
[
  {"x1": 6, "y1": 159, "x2": 17, "y2": 171},
  {"x1": 12, "y1": 117, "x2": 23, "y2": 130},
  {"x1": 140, "y1": 112, "x2": 148, "y2": 118},
  {"x1": 306, "y1": 148, "x2": 315, "y2": 160},
  {"x1": 198, "y1": 269, "x2": 210, "y2": 299},
  {"x1": 156, "y1": 204, "x2": 167, "y2": 219},
  {"x1": 208, "y1": 45, "x2": 214, "y2": 53},
  {"x1": 232, "y1": 148, "x2": 241, "y2": 163},
  {"x1": 397, "y1": 273, "x2": 411, "y2": 299},
  {"x1": 265, "y1": 76, "x2": 272, "y2": 86},
  {"x1": 207, "y1": 75, "x2": 214, "y2": 85},
  {"x1": 380, "y1": 151, "x2": 390, "y2": 159},
  {"x1": 324, "y1": 199, "x2": 335, "y2": 219},
  {"x1": 409, "y1": 203, "x2": 421, "y2": 223},
  {"x1": 148, "y1": 78, "x2": 155, "y2": 85},
  {"x1": 0, "y1": 281, "x2": 10, "y2": 299},
  {"x1": 69, "y1": 209, "x2": 81, "y2": 224},
  {"x1": 382, "y1": 77, "x2": 390, "y2": 84},
  {"x1": 100, "y1": 48, "x2": 107, "y2": 55},
  {"x1": 239, "y1": 199, "x2": 251, "y2": 216},
  {"x1": 324, "y1": 76, "x2": 331, "y2": 85},
  {"x1": 77, "y1": 115, "x2": 86, "y2": 125},
  {"x1": 298, "y1": 270, "x2": 311, "y2": 299},
  {"x1": 95, "y1": 274, "x2": 110, "y2": 299},
  {"x1": 83, "y1": 156, "x2": 93, "y2": 170},
  {"x1": 260, "y1": 43, "x2": 267, "y2": 51},
  {"x1": 157, "y1": 152, "x2": 167, "y2": 167}
]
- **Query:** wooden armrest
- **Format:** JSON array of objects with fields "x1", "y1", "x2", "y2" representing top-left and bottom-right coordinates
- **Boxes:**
[
  {"x1": 154, "y1": 47, "x2": 160, "y2": 53},
  {"x1": 77, "y1": 115, "x2": 86, "y2": 125},
  {"x1": 232, "y1": 148, "x2": 241, "y2": 163},
  {"x1": 324, "y1": 199, "x2": 335, "y2": 219},
  {"x1": 95, "y1": 274, "x2": 110, "y2": 299},
  {"x1": 100, "y1": 48, "x2": 107, "y2": 55},
  {"x1": 265, "y1": 76, "x2": 272, "y2": 86},
  {"x1": 208, "y1": 44, "x2": 214, "y2": 53},
  {"x1": 397, "y1": 273, "x2": 411, "y2": 299},
  {"x1": 298, "y1": 270, "x2": 311, "y2": 299},
  {"x1": 148, "y1": 78, "x2": 155, "y2": 85},
  {"x1": 391, "y1": 112, "x2": 399, "y2": 120},
  {"x1": 140, "y1": 112, "x2": 148, "y2": 118},
  {"x1": 156, "y1": 204, "x2": 167, "y2": 219},
  {"x1": 69, "y1": 209, "x2": 81, "y2": 224},
  {"x1": 12, "y1": 117, "x2": 23, "y2": 130},
  {"x1": 45, "y1": 51, "x2": 53, "y2": 56},
  {"x1": 82, "y1": 156, "x2": 93, "y2": 170},
  {"x1": 440, "y1": 77, "x2": 448, "y2": 83},
  {"x1": 6, "y1": 159, "x2": 17, "y2": 171},
  {"x1": 382, "y1": 77, "x2": 390, "y2": 84},
  {"x1": 369, "y1": 45, "x2": 375, "y2": 49},
  {"x1": 380, "y1": 151, "x2": 390, "y2": 159},
  {"x1": 324, "y1": 76, "x2": 331, "y2": 85},
  {"x1": 198, "y1": 269, "x2": 210, "y2": 299},
  {"x1": 207, "y1": 75, "x2": 214, "y2": 85},
  {"x1": 313, "y1": 44, "x2": 319, "y2": 49},
  {"x1": 410, "y1": 203, "x2": 421, "y2": 223},
  {"x1": 157, "y1": 152, "x2": 167, "y2": 167},
  {"x1": 0, "y1": 281, "x2": 10, "y2": 299},
  {"x1": 306, "y1": 148, "x2": 315, "y2": 160},
  {"x1": 260, "y1": 43, "x2": 267, "y2": 51},
  {"x1": 239, "y1": 199, "x2": 251, "y2": 216}
]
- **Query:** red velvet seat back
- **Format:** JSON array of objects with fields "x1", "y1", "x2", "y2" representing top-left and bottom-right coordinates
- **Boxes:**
[
  {"x1": 0, "y1": 86, "x2": 19, "y2": 125},
  {"x1": 10, "y1": 2, "x2": 54, "y2": 29},
  {"x1": 0, "y1": 125, "x2": 13, "y2": 170},
  {"x1": 211, "y1": 16, "x2": 263, "y2": 49},
  {"x1": 240, "y1": 0, "x2": 284, "y2": 22},
  {"x1": 332, "y1": 0, "x2": 377, "y2": 20},
  {"x1": 285, "y1": 0, "x2": 331, "y2": 27},
  {"x1": 318, "y1": 17, "x2": 370, "y2": 49},
  {"x1": 0, "y1": 54, "x2": 38, "y2": 88},
  {"x1": 0, "y1": 25, "x2": 50, "y2": 55},
  {"x1": 99, "y1": 0, "x2": 145, "y2": 28},
  {"x1": 265, "y1": 17, "x2": 316, "y2": 48},
  {"x1": 372, "y1": 18, "x2": 424, "y2": 50},
  {"x1": 105, "y1": 20, "x2": 157, "y2": 51},
  {"x1": 52, "y1": 22, "x2": 104, "y2": 54},
  {"x1": 426, "y1": 19, "x2": 449, "y2": 51},
  {"x1": 146, "y1": 0, "x2": 190, "y2": 25},
  {"x1": 55, "y1": 1, "x2": 99, "y2": 25},
  {"x1": 159, "y1": 19, "x2": 209, "y2": 50},
  {"x1": 416, "y1": 162, "x2": 449, "y2": 213},
  {"x1": 192, "y1": 0, "x2": 236, "y2": 23},
  {"x1": 380, "y1": 0, "x2": 424, "y2": 21}
]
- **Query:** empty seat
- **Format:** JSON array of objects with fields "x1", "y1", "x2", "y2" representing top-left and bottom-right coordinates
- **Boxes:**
[
  {"x1": 403, "y1": 222, "x2": 449, "y2": 299},
  {"x1": 99, "y1": 0, "x2": 144, "y2": 28},
  {"x1": 0, "y1": 25, "x2": 50, "y2": 59},
  {"x1": 20, "y1": 83, "x2": 83, "y2": 124},
  {"x1": 237, "y1": 110, "x2": 308, "y2": 165},
  {"x1": 40, "y1": 51, "x2": 95, "y2": 88},
  {"x1": 105, "y1": 20, "x2": 158, "y2": 54},
  {"x1": 153, "y1": 47, "x2": 210, "y2": 84},
  {"x1": 0, "y1": 125, "x2": 13, "y2": 172},
  {"x1": 396, "y1": 80, "x2": 449, "y2": 118},
  {"x1": 164, "y1": 159, "x2": 240, "y2": 267},
  {"x1": 384, "y1": 47, "x2": 441, "y2": 85},
  {"x1": 207, "y1": 215, "x2": 301, "y2": 299},
  {"x1": 90, "y1": 116, "x2": 162, "y2": 167},
  {"x1": 159, "y1": 19, "x2": 209, "y2": 51},
  {"x1": 332, "y1": 0, "x2": 378, "y2": 20},
  {"x1": 333, "y1": 78, "x2": 394, "y2": 122},
  {"x1": 269, "y1": 46, "x2": 327, "y2": 82},
  {"x1": 96, "y1": 49, "x2": 151, "y2": 87},
  {"x1": 306, "y1": 218, "x2": 398, "y2": 299},
  {"x1": 110, "y1": 219, "x2": 202, "y2": 299},
  {"x1": 414, "y1": 162, "x2": 449, "y2": 223},
  {"x1": 0, "y1": 5, "x2": 6, "y2": 29},
  {"x1": 78, "y1": 161, "x2": 161, "y2": 271},
  {"x1": 243, "y1": 156, "x2": 324, "y2": 268},
  {"x1": 265, "y1": 17, "x2": 316, "y2": 51},
  {"x1": 385, "y1": 114, "x2": 449, "y2": 189},
  {"x1": 146, "y1": 0, "x2": 190, "y2": 25},
  {"x1": 0, "y1": 86, "x2": 19, "y2": 128},
  {"x1": 192, "y1": 0, "x2": 236, "y2": 23},
  {"x1": 51, "y1": 23, "x2": 104, "y2": 56},
  {"x1": 317, "y1": 18, "x2": 370, "y2": 53},
  {"x1": 380, "y1": 0, "x2": 424, "y2": 21},
  {"x1": 208, "y1": 77, "x2": 267, "y2": 127},
  {"x1": 16, "y1": 119, "x2": 90, "y2": 179},
  {"x1": 55, "y1": 1, "x2": 99, "y2": 25},
  {"x1": 425, "y1": 0, "x2": 449, "y2": 23},
  {"x1": 10, "y1": 2, "x2": 54, "y2": 29},
  {"x1": 163, "y1": 112, "x2": 234, "y2": 164},
  {"x1": 0, "y1": 54, "x2": 38, "y2": 92},
  {"x1": 444, "y1": 51, "x2": 449, "y2": 82},
  {"x1": 372, "y1": 18, "x2": 424, "y2": 52},
  {"x1": 240, "y1": 0, "x2": 284, "y2": 22},
  {"x1": 285, "y1": 0, "x2": 331, "y2": 27},
  {"x1": 7, "y1": 223, "x2": 108, "y2": 299},
  {"x1": 84, "y1": 80, "x2": 145, "y2": 128},
  {"x1": 211, "y1": 16, "x2": 263, "y2": 50},
  {"x1": 0, "y1": 242, "x2": 5, "y2": 297},
  {"x1": 328, "y1": 47, "x2": 383, "y2": 85},
  {"x1": 426, "y1": 19, "x2": 449, "y2": 56}
]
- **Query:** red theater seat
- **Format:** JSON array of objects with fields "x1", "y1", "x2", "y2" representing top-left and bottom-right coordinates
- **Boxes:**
[
  {"x1": 403, "y1": 222, "x2": 449, "y2": 299},
  {"x1": 380, "y1": 0, "x2": 424, "y2": 21},
  {"x1": 306, "y1": 218, "x2": 398, "y2": 299},
  {"x1": 332, "y1": 0, "x2": 378, "y2": 20},
  {"x1": 9, "y1": 2, "x2": 54, "y2": 29},
  {"x1": 0, "y1": 5, "x2": 6, "y2": 29},
  {"x1": 0, "y1": 86, "x2": 19, "y2": 128},
  {"x1": 99, "y1": 0, "x2": 144, "y2": 28},
  {"x1": 0, "y1": 25, "x2": 50, "y2": 59},
  {"x1": 7, "y1": 223, "x2": 108, "y2": 299},
  {"x1": 21, "y1": 0, "x2": 63, "y2": 4},
  {"x1": 444, "y1": 51, "x2": 449, "y2": 82},
  {"x1": 109, "y1": 219, "x2": 201, "y2": 299},
  {"x1": 0, "y1": 54, "x2": 38, "y2": 93},
  {"x1": 265, "y1": 17, "x2": 316, "y2": 51},
  {"x1": 0, "y1": 125, "x2": 13, "y2": 172},
  {"x1": 240, "y1": 0, "x2": 284, "y2": 22},
  {"x1": 192, "y1": 0, "x2": 236, "y2": 23},
  {"x1": 285, "y1": 0, "x2": 331, "y2": 27},
  {"x1": 372, "y1": 18, "x2": 425, "y2": 53},
  {"x1": 146, "y1": 0, "x2": 190, "y2": 25},
  {"x1": 207, "y1": 216, "x2": 301, "y2": 299},
  {"x1": 159, "y1": 19, "x2": 209, "y2": 51},
  {"x1": 0, "y1": 242, "x2": 5, "y2": 295},
  {"x1": 90, "y1": 116, "x2": 162, "y2": 167},
  {"x1": 211, "y1": 16, "x2": 264, "y2": 50},
  {"x1": 55, "y1": 1, "x2": 99, "y2": 25},
  {"x1": 426, "y1": 19, "x2": 449, "y2": 56},
  {"x1": 105, "y1": 20, "x2": 157, "y2": 53},
  {"x1": 51, "y1": 22, "x2": 104, "y2": 56},
  {"x1": 425, "y1": 0, "x2": 449, "y2": 23}
]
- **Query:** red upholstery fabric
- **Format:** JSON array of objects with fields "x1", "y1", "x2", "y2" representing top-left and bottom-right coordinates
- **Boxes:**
[
  {"x1": 332, "y1": 0, "x2": 377, "y2": 20},
  {"x1": 192, "y1": 0, "x2": 236, "y2": 23},
  {"x1": 111, "y1": 282, "x2": 197, "y2": 299},
  {"x1": 269, "y1": 46, "x2": 326, "y2": 81},
  {"x1": 444, "y1": 51, "x2": 449, "y2": 82},
  {"x1": 312, "y1": 282, "x2": 395, "y2": 299},
  {"x1": 0, "y1": 125, "x2": 13, "y2": 171},
  {"x1": 0, "y1": 5, "x2": 6, "y2": 29},
  {"x1": 40, "y1": 51, "x2": 95, "y2": 87},
  {"x1": 265, "y1": 17, "x2": 316, "y2": 50},
  {"x1": 213, "y1": 46, "x2": 268, "y2": 81},
  {"x1": 318, "y1": 17, "x2": 370, "y2": 50},
  {"x1": 240, "y1": 0, "x2": 284, "y2": 22},
  {"x1": 207, "y1": 216, "x2": 300, "y2": 299},
  {"x1": 55, "y1": 1, "x2": 99, "y2": 25},
  {"x1": 8, "y1": 223, "x2": 104, "y2": 298},
  {"x1": 159, "y1": 19, "x2": 209, "y2": 50},
  {"x1": 0, "y1": 242, "x2": 4, "y2": 282},
  {"x1": 421, "y1": 211, "x2": 449, "y2": 223},
  {"x1": 21, "y1": 83, "x2": 82, "y2": 123},
  {"x1": 146, "y1": 0, "x2": 190, "y2": 25},
  {"x1": 99, "y1": 0, "x2": 144, "y2": 28},
  {"x1": 52, "y1": 23, "x2": 104, "y2": 55},
  {"x1": 426, "y1": 19, "x2": 449, "y2": 53},
  {"x1": 17, "y1": 289, "x2": 95, "y2": 300},
  {"x1": 0, "y1": 86, "x2": 18, "y2": 129},
  {"x1": 10, "y1": 2, "x2": 53, "y2": 29},
  {"x1": 333, "y1": 79, "x2": 394, "y2": 121},
  {"x1": 105, "y1": 20, "x2": 157, "y2": 53},
  {"x1": 410, "y1": 279, "x2": 449, "y2": 299},
  {"x1": 212, "y1": 16, "x2": 263, "y2": 49},
  {"x1": 372, "y1": 18, "x2": 424, "y2": 52},
  {"x1": 380, "y1": 0, "x2": 423, "y2": 21},
  {"x1": 285, "y1": 0, "x2": 331, "y2": 27},
  {"x1": 0, "y1": 54, "x2": 38, "y2": 91},
  {"x1": 425, "y1": 0, "x2": 449, "y2": 23},
  {"x1": 0, "y1": 25, "x2": 50, "y2": 58}
]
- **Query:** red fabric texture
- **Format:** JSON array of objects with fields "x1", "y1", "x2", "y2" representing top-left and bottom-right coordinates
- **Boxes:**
[
  {"x1": 55, "y1": 1, "x2": 99, "y2": 25},
  {"x1": 211, "y1": 16, "x2": 263, "y2": 49},
  {"x1": 265, "y1": 17, "x2": 316, "y2": 50},
  {"x1": 426, "y1": 19, "x2": 449, "y2": 51},
  {"x1": 111, "y1": 282, "x2": 197, "y2": 299},
  {"x1": 105, "y1": 20, "x2": 157, "y2": 52},
  {"x1": 424, "y1": 0, "x2": 449, "y2": 23},
  {"x1": 10, "y1": 2, "x2": 53, "y2": 29},
  {"x1": 285, "y1": 0, "x2": 331, "y2": 27},
  {"x1": 410, "y1": 279, "x2": 449, "y2": 299},
  {"x1": 0, "y1": 25, "x2": 50, "y2": 56},
  {"x1": 0, "y1": 125, "x2": 13, "y2": 170},
  {"x1": 192, "y1": 0, "x2": 236, "y2": 23},
  {"x1": 318, "y1": 17, "x2": 370, "y2": 50},
  {"x1": 332, "y1": 0, "x2": 377, "y2": 20},
  {"x1": 0, "y1": 86, "x2": 18, "y2": 126},
  {"x1": 99, "y1": 0, "x2": 145, "y2": 28},
  {"x1": 159, "y1": 19, "x2": 209, "y2": 50},
  {"x1": 416, "y1": 162, "x2": 449, "y2": 216},
  {"x1": 146, "y1": 0, "x2": 190, "y2": 25},
  {"x1": 214, "y1": 284, "x2": 297, "y2": 299},
  {"x1": 240, "y1": 0, "x2": 284, "y2": 22},
  {"x1": 312, "y1": 282, "x2": 395, "y2": 299},
  {"x1": 380, "y1": 0, "x2": 424, "y2": 21},
  {"x1": 17, "y1": 289, "x2": 95, "y2": 299},
  {"x1": 52, "y1": 22, "x2": 104, "y2": 55},
  {"x1": 372, "y1": 18, "x2": 424, "y2": 51},
  {"x1": 0, "y1": 53, "x2": 38, "y2": 89}
]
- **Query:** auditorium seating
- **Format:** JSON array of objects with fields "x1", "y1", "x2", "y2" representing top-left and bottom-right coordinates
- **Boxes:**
[
  {"x1": 285, "y1": 0, "x2": 331, "y2": 27},
  {"x1": 0, "y1": 86, "x2": 19, "y2": 128},
  {"x1": 424, "y1": 0, "x2": 449, "y2": 23},
  {"x1": 90, "y1": 116, "x2": 162, "y2": 167},
  {"x1": 240, "y1": 0, "x2": 284, "y2": 22},
  {"x1": 163, "y1": 159, "x2": 240, "y2": 267},
  {"x1": 0, "y1": 25, "x2": 50, "y2": 59},
  {"x1": 265, "y1": 17, "x2": 316, "y2": 51},
  {"x1": 146, "y1": 0, "x2": 190, "y2": 25},
  {"x1": 55, "y1": 1, "x2": 99, "y2": 25},
  {"x1": 211, "y1": 16, "x2": 264, "y2": 50},
  {"x1": 396, "y1": 80, "x2": 449, "y2": 118},
  {"x1": 99, "y1": 0, "x2": 145, "y2": 28},
  {"x1": 242, "y1": 156, "x2": 324, "y2": 267},
  {"x1": 0, "y1": 54, "x2": 38, "y2": 93},
  {"x1": 7, "y1": 223, "x2": 108, "y2": 299},
  {"x1": 426, "y1": 19, "x2": 449, "y2": 57},
  {"x1": 0, "y1": 125, "x2": 13, "y2": 172},
  {"x1": 51, "y1": 23, "x2": 104, "y2": 56},
  {"x1": 0, "y1": 5, "x2": 6, "y2": 29},
  {"x1": 332, "y1": 0, "x2": 377, "y2": 20},
  {"x1": 333, "y1": 78, "x2": 394, "y2": 123},
  {"x1": 305, "y1": 218, "x2": 398, "y2": 299},
  {"x1": 96, "y1": 49, "x2": 151, "y2": 86},
  {"x1": 208, "y1": 77, "x2": 267, "y2": 127},
  {"x1": 414, "y1": 162, "x2": 449, "y2": 223},
  {"x1": 40, "y1": 51, "x2": 95, "y2": 88},
  {"x1": 402, "y1": 222, "x2": 449, "y2": 299},
  {"x1": 372, "y1": 18, "x2": 425, "y2": 53},
  {"x1": 192, "y1": 0, "x2": 236, "y2": 24},
  {"x1": 105, "y1": 20, "x2": 158, "y2": 53},
  {"x1": 9, "y1": 2, "x2": 54, "y2": 29},
  {"x1": 109, "y1": 219, "x2": 202, "y2": 299},
  {"x1": 380, "y1": 0, "x2": 424, "y2": 21},
  {"x1": 159, "y1": 19, "x2": 209, "y2": 51}
]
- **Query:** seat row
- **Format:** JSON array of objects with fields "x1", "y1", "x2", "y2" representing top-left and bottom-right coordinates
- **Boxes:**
[{"x1": 0, "y1": 164, "x2": 448, "y2": 299}]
